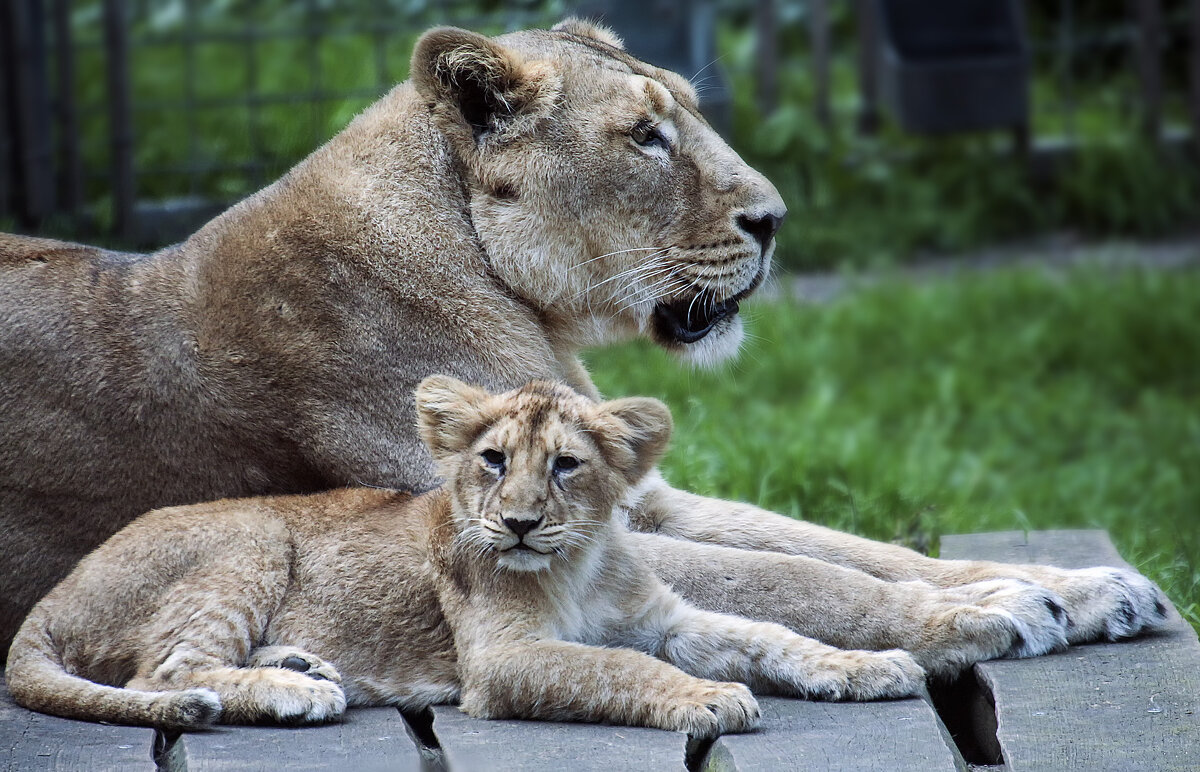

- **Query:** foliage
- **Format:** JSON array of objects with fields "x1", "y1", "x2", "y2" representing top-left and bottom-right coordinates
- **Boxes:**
[
  {"x1": 717, "y1": 21, "x2": 1200, "y2": 270},
  {"x1": 585, "y1": 267, "x2": 1200, "y2": 632}
]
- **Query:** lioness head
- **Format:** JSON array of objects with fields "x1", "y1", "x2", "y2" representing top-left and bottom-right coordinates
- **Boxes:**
[
  {"x1": 410, "y1": 19, "x2": 786, "y2": 364},
  {"x1": 415, "y1": 375, "x2": 671, "y2": 572}
]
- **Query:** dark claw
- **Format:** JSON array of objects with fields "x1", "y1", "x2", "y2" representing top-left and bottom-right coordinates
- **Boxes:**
[
  {"x1": 1007, "y1": 629, "x2": 1027, "y2": 657},
  {"x1": 280, "y1": 655, "x2": 311, "y2": 673},
  {"x1": 1044, "y1": 597, "x2": 1068, "y2": 625}
]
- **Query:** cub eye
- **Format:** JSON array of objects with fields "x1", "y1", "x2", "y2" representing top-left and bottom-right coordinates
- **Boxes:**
[
  {"x1": 630, "y1": 121, "x2": 668, "y2": 151},
  {"x1": 553, "y1": 455, "x2": 580, "y2": 474},
  {"x1": 481, "y1": 449, "x2": 505, "y2": 468}
]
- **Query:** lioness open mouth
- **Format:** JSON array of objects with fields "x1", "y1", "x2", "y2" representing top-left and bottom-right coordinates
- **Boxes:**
[{"x1": 652, "y1": 296, "x2": 740, "y2": 344}]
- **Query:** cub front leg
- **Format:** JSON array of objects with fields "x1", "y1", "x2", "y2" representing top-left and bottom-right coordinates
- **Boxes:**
[
  {"x1": 646, "y1": 593, "x2": 924, "y2": 701},
  {"x1": 634, "y1": 478, "x2": 1167, "y2": 646},
  {"x1": 460, "y1": 640, "x2": 759, "y2": 737}
]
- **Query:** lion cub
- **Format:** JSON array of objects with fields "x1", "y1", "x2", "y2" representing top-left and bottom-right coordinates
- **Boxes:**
[{"x1": 6, "y1": 378, "x2": 923, "y2": 734}]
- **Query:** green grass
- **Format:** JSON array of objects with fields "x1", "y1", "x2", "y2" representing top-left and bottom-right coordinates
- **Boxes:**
[{"x1": 584, "y1": 267, "x2": 1200, "y2": 631}]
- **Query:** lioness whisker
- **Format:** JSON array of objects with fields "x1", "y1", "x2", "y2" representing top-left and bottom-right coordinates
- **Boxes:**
[{"x1": 567, "y1": 247, "x2": 666, "y2": 273}]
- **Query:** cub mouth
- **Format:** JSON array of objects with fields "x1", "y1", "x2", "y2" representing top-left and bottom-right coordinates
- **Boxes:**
[{"x1": 652, "y1": 296, "x2": 740, "y2": 344}]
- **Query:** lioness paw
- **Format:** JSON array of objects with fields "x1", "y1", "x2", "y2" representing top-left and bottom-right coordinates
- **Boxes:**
[
  {"x1": 1050, "y1": 567, "x2": 1169, "y2": 643},
  {"x1": 951, "y1": 579, "x2": 1071, "y2": 659},
  {"x1": 249, "y1": 646, "x2": 342, "y2": 684},
  {"x1": 664, "y1": 681, "x2": 759, "y2": 737}
]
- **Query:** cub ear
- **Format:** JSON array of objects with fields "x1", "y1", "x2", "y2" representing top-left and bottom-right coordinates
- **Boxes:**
[
  {"x1": 411, "y1": 27, "x2": 559, "y2": 143},
  {"x1": 551, "y1": 18, "x2": 625, "y2": 50},
  {"x1": 596, "y1": 397, "x2": 673, "y2": 485},
  {"x1": 415, "y1": 375, "x2": 492, "y2": 458}
]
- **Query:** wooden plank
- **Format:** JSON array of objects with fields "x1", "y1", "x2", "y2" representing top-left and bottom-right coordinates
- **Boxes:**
[
  {"x1": 941, "y1": 530, "x2": 1200, "y2": 771},
  {"x1": 707, "y1": 695, "x2": 964, "y2": 772},
  {"x1": 173, "y1": 706, "x2": 422, "y2": 772},
  {"x1": 430, "y1": 705, "x2": 688, "y2": 772},
  {"x1": 0, "y1": 677, "x2": 156, "y2": 771}
]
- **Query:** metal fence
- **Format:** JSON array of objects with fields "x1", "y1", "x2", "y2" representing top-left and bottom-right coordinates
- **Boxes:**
[{"x1": 2, "y1": 0, "x2": 1197, "y2": 249}]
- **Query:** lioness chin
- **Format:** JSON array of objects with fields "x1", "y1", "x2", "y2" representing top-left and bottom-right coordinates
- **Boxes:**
[
  {"x1": 6, "y1": 378, "x2": 923, "y2": 734},
  {"x1": 0, "y1": 19, "x2": 1167, "y2": 674}
]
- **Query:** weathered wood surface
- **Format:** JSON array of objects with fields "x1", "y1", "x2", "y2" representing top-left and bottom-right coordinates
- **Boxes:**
[
  {"x1": 0, "y1": 679, "x2": 155, "y2": 771},
  {"x1": 430, "y1": 704, "x2": 689, "y2": 772},
  {"x1": 168, "y1": 706, "x2": 422, "y2": 772},
  {"x1": 942, "y1": 530, "x2": 1200, "y2": 772},
  {"x1": 706, "y1": 694, "x2": 964, "y2": 772}
]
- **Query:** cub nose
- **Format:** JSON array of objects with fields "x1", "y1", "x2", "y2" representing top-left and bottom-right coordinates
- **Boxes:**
[
  {"x1": 502, "y1": 516, "x2": 543, "y2": 537},
  {"x1": 736, "y1": 212, "x2": 784, "y2": 251}
]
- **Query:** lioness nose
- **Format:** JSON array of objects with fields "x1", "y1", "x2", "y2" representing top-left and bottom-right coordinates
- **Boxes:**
[
  {"x1": 502, "y1": 516, "x2": 543, "y2": 537},
  {"x1": 736, "y1": 212, "x2": 784, "y2": 251}
]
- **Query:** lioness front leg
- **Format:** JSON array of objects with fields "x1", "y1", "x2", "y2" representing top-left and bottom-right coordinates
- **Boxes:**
[
  {"x1": 634, "y1": 477, "x2": 1167, "y2": 645},
  {"x1": 644, "y1": 593, "x2": 924, "y2": 701},
  {"x1": 627, "y1": 533, "x2": 1068, "y2": 679},
  {"x1": 459, "y1": 640, "x2": 759, "y2": 737}
]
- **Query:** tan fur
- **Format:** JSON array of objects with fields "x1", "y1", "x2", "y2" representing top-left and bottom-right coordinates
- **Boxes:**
[
  {"x1": 5, "y1": 380, "x2": 923, "y2": 732},
  {"x1": 0, "y1": 21, "x2": 1166, "y2": 673}
]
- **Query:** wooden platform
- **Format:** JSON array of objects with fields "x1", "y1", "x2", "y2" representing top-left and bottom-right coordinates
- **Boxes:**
[{"x1": 2, "y1": 530, "x2": 1197, "y2": 771}]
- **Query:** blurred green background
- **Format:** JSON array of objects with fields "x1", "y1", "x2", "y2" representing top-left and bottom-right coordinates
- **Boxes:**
[{"x1": 3, "y1": 0, "x2": 1198, "y2": 628}]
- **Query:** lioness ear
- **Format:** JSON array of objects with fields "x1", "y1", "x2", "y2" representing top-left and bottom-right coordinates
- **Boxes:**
[
  {"x1": 411, "y1": 27, "x2": 558, "y2": 143},
  {"x1": 596, "y1": 397, "x2": 673, "y2": 485},
  {"x1": 551, "y1": 18, "x2": 625, "y2": 50},
  {"x1": 415, "y1": 375, "x2": 492, "y2": 458}
]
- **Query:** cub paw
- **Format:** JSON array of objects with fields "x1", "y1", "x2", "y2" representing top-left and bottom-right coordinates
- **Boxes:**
[
  {"x1": 255, "y1": 670, "x2": 347, "y2": 725},
  {"x1": 1053, "y1": 567, "x2": 1169, "y2": 643},
  {"x1": 249, "y1": 646, "x2": 342, "y2": 685},
  {"x1": 664, "y1": 681, "x2": 759, "y2": 737},
  {"x1": 950, "y1": 579, "x2": 1071, "y2": 659},
  {"x1": 799, "y1": 649, "x2": 926, "y2": 701}
]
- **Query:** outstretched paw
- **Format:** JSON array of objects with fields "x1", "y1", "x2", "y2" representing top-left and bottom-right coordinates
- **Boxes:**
[
  {"x1": 664, "y1": 681, "x2": 760, "y2": 737},
  {"x1": 1052, "y1": 567, "x2": 1169, "y2": 643},
  {"x1": 249, "y1": 646, "x2": 342, "y2": 684},
  {"x1": 799, "y1": 649, "x2": 926, "y2": 701},
  {"x1": 949, "y1": 579, "x2": 1071, "y2": 658}
]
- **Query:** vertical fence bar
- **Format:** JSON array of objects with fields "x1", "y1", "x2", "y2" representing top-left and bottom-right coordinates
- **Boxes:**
[
  {"x1": 754, "y1": 0, "x2": 777, "y2": 116},
  {"x1": 809, "y1": 0, "x2": 832, "y2": 131},
  {"x1": 1190, "y1": 0, "x2": 1200, "y2": 154},
  {"x1": 0, "y1": 3, "x2": 13, "y2": 223},
  {"x1": 246, "y1": 10, "x2": 264, "y2": 190},
  {"x1": 306, "y1": 0, "x2": 322, "y2": 149},
  {"x1": 1057, "y1": 0, "x2": 1076, "y2": 142},
  {"x1": 8, "y1": 0, "x2": 57, "y2": 226},
  {"x1": 52, "y1": 0, "x2": 83, "y2": 224},
  {"x1": 102, "y1": 0, "x2": 135, "y2": 241},
  {"x1": 855, "y1": 0, "x2": 880, "y2": 135},
  {"x1": 183, "y1": 0, "x2": 199, "y2": 196},
  {"x1": 1131, "y1": 0, "x2": 1164, "y2": 144}
]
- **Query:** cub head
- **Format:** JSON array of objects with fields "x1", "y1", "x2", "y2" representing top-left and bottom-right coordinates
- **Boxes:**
[
  {"x1": 414, "y1": 375, "x2": 671, "y2": 573},
  {"x1": 410, "y1": 19, "x2": 786, "y2": 365}
]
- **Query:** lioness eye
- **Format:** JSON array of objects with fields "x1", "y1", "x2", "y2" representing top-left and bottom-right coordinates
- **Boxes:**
[
  {"x1": 630, "y1": 121, "x2": 668, "y2": 151},
  {"x1": 553, "y1": 455, "x2": 580, "y2": 473},
  {"x1": 481, "y1": 449, "x2": 505, "y2": 468}
]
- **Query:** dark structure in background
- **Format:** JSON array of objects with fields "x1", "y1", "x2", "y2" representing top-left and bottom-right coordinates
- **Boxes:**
[
  {"x1": 2, "y1": 0, "x2": 1198, "y2": 250},
  {"x1": 871, "y1": 0, "x2": 1029, "y2": 136}
]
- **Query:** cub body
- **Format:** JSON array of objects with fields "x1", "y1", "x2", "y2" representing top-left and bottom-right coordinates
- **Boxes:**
[{"x1": 5, "y1": 379, "x2": 922, "y2": 733}]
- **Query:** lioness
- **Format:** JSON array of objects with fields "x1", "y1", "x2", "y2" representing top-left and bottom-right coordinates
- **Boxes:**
[
  {"x1": 0, "y1": 20, "x2": 1166, "y2": 673},
  {"x1": 7, "y1": 378, "x2": 925, "y2": 733}
]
